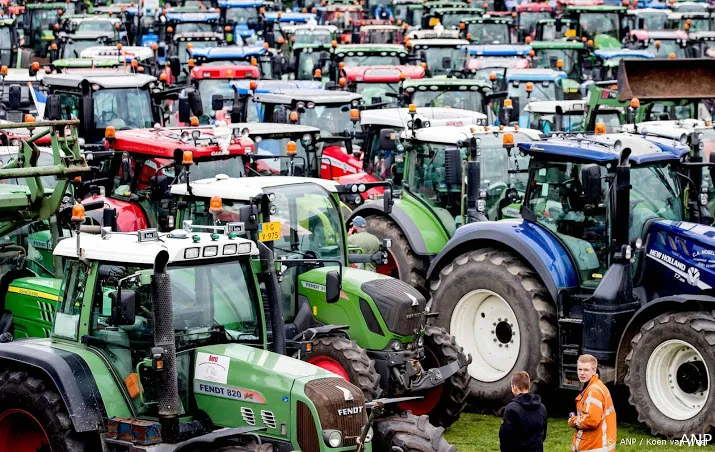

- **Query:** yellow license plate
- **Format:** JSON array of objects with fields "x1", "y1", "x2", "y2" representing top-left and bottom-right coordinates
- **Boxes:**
[{"x1": 258, "y1": 221, "x2": 281, "y2": 242}]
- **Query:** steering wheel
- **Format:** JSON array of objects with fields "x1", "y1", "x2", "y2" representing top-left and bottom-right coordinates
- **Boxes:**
[
  {"x1": 488, "y1": 181, "x2": 508, "y2": 199},
  {"x1": 630, "y1": 186, "x2": 661, "y2": 213}
]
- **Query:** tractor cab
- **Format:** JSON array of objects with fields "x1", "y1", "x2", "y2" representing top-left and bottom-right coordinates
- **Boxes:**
[
  {"x1": 586, "y1": 48, "x2": 654, "y2": 81},
  {"x1": 523, "y1": 98, "x2": 618, "y2": 133},
  {"x1": 281, "y1": 22, "x2": 337, "y2": 79},
  {"x1": 352, "y1": 23, "x2": 405, "y2": 44},
  {"x1": 189, "y1": 64, "x2": 260, "y2": 122},
  {"x1": 171, "y1": 31, "x2": 223, "y2": 65},
  {"x1": 365, "y1": 0, "x2": 395, "y2": 21},
  {"x1": 625, "y1": 8, "x2": 671, "y2": 32},
  {"x1": 466, "y1": 44, "x2": 531, "y2": 83},
  {"x1": 462, "y1": 15, "x2": 515, "y2": 44},
  {"x1": 393, "y1": 0, "x2": 424, "y2": 27},
  {"x1": 688, "y1": 31, "x2": 715, "y2": 57},
  {"x1": 60, "y1": 15, "x2": 124, "y2": 41},
  {"x1": 219, "y1": 0, "x2": 264, "y2": 44},
  {"x1": 261, "y1": 12, "x2": 317, "y2": 48},
  {"x1": 0, "y1": 68, "x2": 44, "y2": 122},
  {"x1": 333, "y1": 43, "x2": 408, "y2": 71},
  {"x1": 402, "y1": 78, "x2": 492, "y2": 116},
  {"x1": 426, "y1": 7, "x2": 483, "y2": 31},
  {"x1": 625, "y1": 29, "x2": 689, "y2": 58},
  {"x1": 322, "y1": 4, "x2": 364, "y2": 40},
  {"x1": 0, "y1": 18, "x2": 20, "y2": 68},
  {"x1": 515, "y1": 3, "x2": 554, "y2": 41},
  {"x1": 670, "y1": 1, "x2": 711, "y2": 13},
  {"x1": 55, "y1": 31, "x2": 119, "y2": 61},
  {"x1": 163, "y1": 8, "x2": 221, "y2": 37},
  {"x1": 532, "y1": 17, "x2": 576, "y2": 41},
  {"x1": 563, "y1": 5, "x2": 627, "y2": 48},
  {"x1": 225, "y1": 79, "x2": 322, "y2": 122},
  {"x1": 22, "y1": 3, "x2": 77, "y2": 57},
  {"x1": 407, "y1": 34, "x2": 469, "y2": 76},
  {"x1": 530, "y1": 40, "x2": 588, "y2": 83},
  {"x1": 190, "y1": 44, "x2": 281, "y2": 79},
  {"x1": 667, "y1": 11, "x2": 713, "y2": 32},
  {"x1": 342, "y1": 65, "x2": 424, "y2": 106},
  {"x1": 505, "y1": 68, "x2": 567, "y2": 126}
]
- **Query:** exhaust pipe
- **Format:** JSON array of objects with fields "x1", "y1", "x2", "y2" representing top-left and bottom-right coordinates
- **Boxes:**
[{"x1": 152, "y1": 250, "x2": 180, "y2": 443}]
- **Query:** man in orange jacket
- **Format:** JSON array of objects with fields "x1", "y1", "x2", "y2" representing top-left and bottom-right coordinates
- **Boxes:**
[{"x1": 568, "y1": 354, "x2": 617, "y2": 451}]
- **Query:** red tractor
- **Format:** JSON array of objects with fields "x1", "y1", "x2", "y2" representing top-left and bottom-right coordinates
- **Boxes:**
[
  {"x1": 341, "y1": 64, "x2": 424, "y2": 106},
  {"x1": 187, "y1": 64, "x2": 261, "y2": 123}
]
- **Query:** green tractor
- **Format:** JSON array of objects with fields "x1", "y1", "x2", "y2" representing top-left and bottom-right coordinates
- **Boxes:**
[
  {"x1": 346, "y1": 122, "x2": 541, "y2": 294},
  {"x1": 21, "y1": 3, "x2": 77, "y2": 61},
  {"x1": 171, "y1": 176, "x2": 472, "y2": 429},
  {"x1": 562, "y1": 5, "x2": 626, "y2": 49}
]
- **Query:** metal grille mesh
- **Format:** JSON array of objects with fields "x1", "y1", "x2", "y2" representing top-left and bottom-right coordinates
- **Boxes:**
[
  {"x1": 153, "y1": 273, "x2": 179, "y2": 417},
  {"x1": 304, "y1": 378, "x2": 366, "y2": 447}
]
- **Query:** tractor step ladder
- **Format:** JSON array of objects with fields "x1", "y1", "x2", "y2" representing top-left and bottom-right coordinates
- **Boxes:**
[{"x1": 558, "y1": 317, "x2": 583, "y2": 390}]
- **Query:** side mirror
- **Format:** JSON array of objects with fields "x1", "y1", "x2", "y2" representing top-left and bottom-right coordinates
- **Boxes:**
[
  {"x1": 444, "y1": 147, "x2": 462, "y2": 185},
  {"x1": 554, "y1": 105, "x2": 564, "y2": 132},
  {"x1": 239, "y1": 204, "x2": 259, "y2": 231},
  {"x1": 8, "y1": 84, "x2": 21, "y2": 110},
  {"x1": 272, "y1": 55, "x2": 283, "y2": 78},
  {"x1": 383, "y1": 186, "x2": 393, "y2": 214},
  {"x1": 379, "y1": 128, "x2": 397, "y2": 151},
  {"x1": 442, "y1": 56, "x2": 452, "y2": 70},
  {"x1": 108, "y1": 289, "x2": 136, "y2": 326},
  {"x1": 211, "y1": 94, "x2": 223, "y2": 113},
  {"x1": 82, "y1": 96, "x2": 93, "y2": 132},
  {"x1": 178, "y1": 96, "x2": 190, "y2": 123},
  {"x1": 325, "y1": 270, "x2": 341, "y2": 304},
  {"x1": 581, "y1": 164, "x2": 602, "y2": 204},
  {"x1": 45, "y1": 94, "x2": 62, "y2": 120},
  {"x1": 169, "y1": 55, "x2": 181, "y2": 77},
  {"x1": 188, "y1": 89, "x2": 203, "y2": 117}
]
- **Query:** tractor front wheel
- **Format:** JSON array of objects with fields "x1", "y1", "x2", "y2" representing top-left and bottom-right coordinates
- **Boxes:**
[
  {"x1": 429, "y1": 248, "x2": 557, "y2": 406},
  {"x1": 0, "y1": 368, "x2": 95, "y2": 452},
  {"x1": 398, "y1": 326, "x2": 471, "y2": 428},
  {"x1": 365, "y1": 216, "x2": 429, "y2": 295},
  {"x1": 305, "y1": 335, "x2": 381, "y2": 401},
  {"x1": 625, "y1": 312, "x2": 715, "y2": 438},
  {"x1": 373, "y1": 412, "x2": 456, "y2": 452}
]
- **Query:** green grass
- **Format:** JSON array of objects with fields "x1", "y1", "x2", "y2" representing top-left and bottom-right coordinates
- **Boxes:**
[{"x1": 445, "y1": 413, "x2": 690, "y2": 451}]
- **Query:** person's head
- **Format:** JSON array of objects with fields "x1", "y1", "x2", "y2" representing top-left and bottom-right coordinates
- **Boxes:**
[
  {"x1": 511, "y1": 371, "x2": 530, "y2": 396},
  {"x1": 351, "y1": 216, "x2": 367, "y2": 232},
  {"x1": 577, "y1": 354, "x2": 598, "y2": 383}
]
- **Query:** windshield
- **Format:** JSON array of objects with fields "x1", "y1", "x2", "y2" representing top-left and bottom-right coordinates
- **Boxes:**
[
  {"x1": 197, "y1": 78, "x2": 235, "y2": 118},
  {"x1": 637, "y1": 13, "x2": 668, "y2": 30},
  {"x1": 226, "y1": 7, "x2": 258, "y2": 23},
  {"x1": 579, "y1": 12, "x2": 619, "y2": 39},
  {"x1": 293, "y1": 29, "x2": 334, "y2": 45},
  {"x1": 644, "y1": 40, "x2": 687, "y2": 58},
  {"x1": 533, "y1": 49, "x2": 579, "y2": 77},
  {"x1": 77, "y1": 21, "x2": 115, "y2": 33},
  {"x1": 342, "y1": 53, "x2": 401, "y2": 67},
  {"x1": 519, "y1": 11, "x2": 551, "y2": 35},
  {"x1": 0, "y1": 27, "x2": 12, "y2": 52},
  {"x1": 629, "y1": 164, "x2": 682, "y2": 238},
  {"x1": 175, "y1": 22, "x2": 213, "y2": 34},
  {"x1": 529, "y1": 111, "x2": 585, "y2": 133},
  {"x1": 31, "y1": 9, "x2": 60, "y2": 29},
  {"x1": 507, "y1": 80, "x2": 560, "y2": 107},
  {"x1": 93, "y1": 88, "x2": 153, "y2": 130},
  {"x1": 61, "y1": 39, "x2": 102, "y2": 59},
  {"x1": 356, "y1": 82, "x2": 399, "y2": 104},
  {"x1": 423, "y1": 47, "x2": 466, "y2": 74},
  {"x1": 466, "y1": 22, "x2": 511, "y2": 44},
  {"x1": 177, "y1": 40, "x2": 214, "y2": 63},
  {"x1": 676, "y1": 17, "x2": 711, "y2": 32},
  {"x1": 362, "y1": 29, "x2": 399, "y2": 44},
  {"x1": 251, "y1": 137, "x2": 310, "y2": 175},
  {"x1": 410, "y1": 88, "x2": 485, "y2": 112},
  {"x1": 441, "y1": 13, "x2": 467, "y2": 29},
  {"x1": 298, "y1": 104, "x2": 354, "y2": 135},
  {"x1": 297, "y1": 51, "x2": 330, "y2": 80},
  {"x1": 191, "y1": 157, "x2": 247, "y2": 179}
]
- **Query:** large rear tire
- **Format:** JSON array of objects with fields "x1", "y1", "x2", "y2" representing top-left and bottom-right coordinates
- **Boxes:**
[
  {"x1": 625, "y1": 311, "x2": 715, "y2": 438},
  {"x1": 373, "y1": 412, "x2": 456, "y2": 452},
  {"x1": 429, "y1": 248, "x2": 557, "y2": 406},
  {"x1": 364, "y1": 216, "x2": 429, "y2": 295},
  {"x1": 0, "y1": 368, "x2": 95, "y2": 452},
  {"x1": 305, "y1": 335, "x2": 382, "y2": 401}
]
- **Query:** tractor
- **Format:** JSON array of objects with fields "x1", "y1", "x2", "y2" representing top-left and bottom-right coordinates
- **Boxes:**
[
  {"x1": 425, "y1": 129, "x2": 715, "y2": 438},
  {"x1": 171, "y1": 176, "x2": 472, "y2": 429}
]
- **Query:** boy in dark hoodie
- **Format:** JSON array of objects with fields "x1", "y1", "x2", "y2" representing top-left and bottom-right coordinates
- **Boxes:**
[{"x1": 499, "y1": 371, "x2": 548, "y2": 452}]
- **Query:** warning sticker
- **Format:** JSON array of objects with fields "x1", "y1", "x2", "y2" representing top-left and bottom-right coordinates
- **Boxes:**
[
  {"x1": 194, "y1": 381, "x2": 267, "y2": 405},
  {"x1": 195, "y1": 352, "x2": 230, "y2": 384}
]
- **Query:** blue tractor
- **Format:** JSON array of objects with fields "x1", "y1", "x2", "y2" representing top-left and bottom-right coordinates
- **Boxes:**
[
  {"x1": 426, "y1": 132, "x2": 715, "y2": 437},
  {"x1": 219, "y1": 0, "x2": 264, "y2": 44}
]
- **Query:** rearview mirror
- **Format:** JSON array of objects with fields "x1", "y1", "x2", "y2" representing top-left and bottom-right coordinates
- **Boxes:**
[
  {"x1": 444, "y1": 147, "x2": 463, "y2": 186},
  {"x1": 383, "y1": 186, "x2": 393, "y2": 214},
  {"x1": 379, "y1": 128, "x2": 397, "y2": 151},
  {"x1": 581, "y1": 164, "x2": 602, "y2": 204},
  {"x1": 325, "y1": 270, "x2": 341, "y2": 304},
  {"x1": 108, "y1": 289, "x2": 136, "y2": 326},
  {"x1": 211, "y1": 94, "x2": 223, "y2": 113}
]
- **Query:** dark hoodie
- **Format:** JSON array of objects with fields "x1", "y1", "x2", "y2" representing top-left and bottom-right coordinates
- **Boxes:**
[{"x1": 499, "y1": 392, "x2": 548, "y2": 452}]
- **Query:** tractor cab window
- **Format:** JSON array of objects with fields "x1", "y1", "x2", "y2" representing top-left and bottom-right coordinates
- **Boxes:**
[
  {"x1": 177, "y1": 40, "x2": 214, "y2": 63},
  {"x1": 226, "y1": 7, "x2": 259, "y2": 24},
  {"x1": 420, "y1": 47, "x2": 466, "y2": 75},
  {"x1": 578, "y1": 12, "x2": 619, "y2": 39},
  {"x1": 526, "y1": 161, "x2": 609, "y2": 287},
  {"x1": 57, "y1": 92, "x2": 80, "y2": 120},
  {"x1": 93, "y1": 88, "x2": 153, "y2": 130},
  {"x1": 341, "y1": 53, "x2": 401, "y2": 67},
  {"x1": 297, "y1": 50, "x2": 330, "y2": 80},
  {"x1": 253, "y1": 137, "x2": 309, "y2": 175},
  {"x1": 0, "y1": 28, "x2": 12, "y2": 66},
  {"x1": 355, "y1": 82, "x2": 398, "y2": 104},
  {"x1": 518, "y1": 12, "x2": 552, "y2": 37},
  {"x1": 507, "y1": 80, "x2": 561, "y2": 108},
  {"x1": 196, "y1": 78, "x2": 236, "y2": 118},
  {"x1": 479, "y1": 140, "x2": 530, "y2": 220},
  {"x1": 466, "y1": 22, "x2": 511, "y2": 44},
  {"x1": 628, "y1": 164, "x2": 682, "y2": 241},
  {"x1": 174, "y1": 22, "x2": 214, "y2": 34},
  {"x1": 77, "y1": 20, "x2": 115, "y2": 33},
  {"x1": 533, "y1": 49, "x2": 579, "y2": 77},
  {"x1": 410, "y1": 89, "x2": 485, "y2": 112},
  {"x1": 53, "y1": 260, "x2": 90, "y2": 341},
  {"x1": 294, "y1": 104, "x2": 355, "y2": 136}
]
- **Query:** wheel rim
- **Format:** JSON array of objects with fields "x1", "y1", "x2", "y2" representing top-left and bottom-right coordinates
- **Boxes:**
[
  {"x1": 397, "y1": 346, "x2": 444, "y2": 415},
  {"x1": 308, "y1": 356, "x2": 351, "y2": 381},
  {"x1": 646, "y1": 339, "x2": 710, "y2": 421},
  {"x1": 0, "y1": 409, "x2": 51, "y2": 452},
  {"x1": 451, "y1": 289, "x2": 519, "y2": 382},
  {"x1": 377, "y1": 248, "x2": 401, "y2": 280}
]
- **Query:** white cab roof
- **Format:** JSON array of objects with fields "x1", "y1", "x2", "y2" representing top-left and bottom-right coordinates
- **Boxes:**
[{"x1": 171, "y1": 175, "x2": 339, "y2": 200}]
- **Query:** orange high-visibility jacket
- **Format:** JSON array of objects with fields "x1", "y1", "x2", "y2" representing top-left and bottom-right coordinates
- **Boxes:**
[{"x1": 568, "y1": 374, "x2": 617, "y2": 452}]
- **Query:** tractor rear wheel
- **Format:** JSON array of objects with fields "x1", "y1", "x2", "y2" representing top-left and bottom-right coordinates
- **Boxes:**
[
  {"x1": 373, "y1": 412, "x2": 456, "y2": 452},
  {"x1": 0, "y1": 368, "x2": 95, "y2": 452},
  {"x1": 364, "y1": 216, "x2": 429, "y2": 295},
  {"x1": 398, "y1": 326, "x2": 471, "y2": 428},
  {"x1": 625, "y1": 312, "x2": 715, "y2": 438},
  {"x1": 305, "y1": 335, "x2": 381, "y2": 401},
  {"x1": 429, "y1": 248, "x2": 557, "y2": 406}
]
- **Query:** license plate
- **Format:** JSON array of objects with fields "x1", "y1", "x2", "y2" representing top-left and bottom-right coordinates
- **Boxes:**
[{"x1": 258, "y1": 221, "x2": 281, "y2": 242}]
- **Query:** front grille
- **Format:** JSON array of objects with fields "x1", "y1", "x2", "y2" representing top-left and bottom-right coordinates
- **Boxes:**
[
  {"x1": 297, "y1": 401, "x2": 320, "y2": 452},
  {"x1": 304, "y1": 378, "x2": 366, "y2": 447},
  {"x1": 361, "y1": 279, "x2": 425, "y2": 336},
  {"x1": 241, "y1": 407, "x2": 256, "y2": 425},
  {"x1": 261, "y1": 410, "x2": 277, "y2": 429}
]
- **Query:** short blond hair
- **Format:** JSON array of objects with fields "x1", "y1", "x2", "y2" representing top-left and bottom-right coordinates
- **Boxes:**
[
  {"x1": 512, "y1": 371, "x2": 530, "y2": 391},
  {"x1": 577, "y1": 354, "x2": 598, "y2": 369}
]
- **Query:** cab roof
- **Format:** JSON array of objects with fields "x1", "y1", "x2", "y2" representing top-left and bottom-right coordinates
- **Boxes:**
[
  {"x1": 523, "y1": 99, "x2": 587, "y2": 114},
  {"x1": 403, "y1": 77, "x2": 490, "y2": 89},
  {"x1": 342, "y1": 65, "x2": 424, "y2": 82},
  {"x1": 334, "y1": 44, "x2": 407, "y2": 55},
  {"x1": 230, "y1": 122, "x2": 321, "y2": 136},
  {"x1": 529, "y1": 40, "x2": 585, "y2": 50},
  {"x1": 468, "y1": 44, "x2": 532, "y2": 56},
  {"x1": 54, "y1": 230, "x2": 258, "y2": 263},
  {"x1": 191, "y1": 64, "x2": 260, "y2": 79},
  {"x1": 60, "y1": 31, "x2": 115, "y2": 41},
  {"x1": 252, "y1": 89, "x2": 362, "y2": 105},
  {"x1": 229, "y1": 79, "x2": 322, "y2": 93},
  {"x1": 518, "y1": 134, "x2": 688, "y2": 164},
  {"x1": 190, "y1": 45, "x2": 265, "y2": 59},
  {"x1": 361, "y1": 107, "x2": 486, "y2": 128},
  {"x1": 506, "y1": 68, "x2": 567, "y2": 81},
  {"x1": 80, "y1": 46, "x2": 155, "y2": 61},
  {"x1": 409, "y1": 38, "x2": 469, "y2": 47},
  {"x1": 42, "y1": 72, "x2": 156, "y2": 89},
  {"x1": 110, "y1": 127, "x2": 254, "y2": 158},
  {"x1": 630, "y1": 29, "x2": 689, "y2": 40},
  {"x1": 594, "y1": 48, "x2": 655, "y2": 59},
  {"x1": 171, "y1": 176, "x2": 339, "y2": 200},
  {"x1": 165, "y1": 11, "x2": 221, "y2": 21},
  {"x1": 218, "y1": 0, "x2": 263, "y2": 6},
  {"x1": 409, "y1": 125, "x2": 541, "y2": 144},
  {"x1": 263, "y1": 12, "x2": 316, "y2": 22}
]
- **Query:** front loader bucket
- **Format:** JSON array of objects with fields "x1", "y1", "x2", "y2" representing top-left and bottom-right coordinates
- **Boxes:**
[{"x1": 617, "y1": 58, "x2": 715, "y2": 101}]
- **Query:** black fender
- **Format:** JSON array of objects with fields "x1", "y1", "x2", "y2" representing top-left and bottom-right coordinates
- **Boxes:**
[
  {"x1": 425, "y1": 226, "x2": 581, "y2": 303},
  {"x1": 0, "y1": 342, "x2": 107, "y2": 432},
  {"x1": 615, "y1": 294, "x2": 715, "y2": 384},
  {"x1": 347, "y1": 203, "x2": 429, "y2": 256}
]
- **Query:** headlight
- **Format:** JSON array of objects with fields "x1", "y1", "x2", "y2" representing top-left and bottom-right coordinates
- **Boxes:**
[
  {"x1": 365, "y1": 426, "x2": 374, "y2": 443},
  {"x1": 184, "y1": 247, "x2": 200, "y2": 259},
  {"x1": 323, "y1": 430, "x2": 343, "y2": 448},
  {"x1": 223, "y1": 244, "x2": 237, "y2": 255},
  {"x1": 203, "y1": 245, "x2": 219, "y2": 257},
  {"x1": 302, "y1": 133, "x2": 312, "y2": 143},
  {"x1": 698, "y1": 132, "x2": 704, "y2": 141},
  {"x1": 391, "y1": 340, "x2": 402, "y2": 351},
  {"x1": 680, "y1": 133, "x2": 688, "y2": 145}
]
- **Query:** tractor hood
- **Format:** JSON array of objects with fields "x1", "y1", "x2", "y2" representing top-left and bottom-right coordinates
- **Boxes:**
[
  {"x1": 642, "y1": 220, "x2": 715, "y2": 295},
  {"x1": 192, "y1": 343, "x2": 336, "y2": 429}
]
